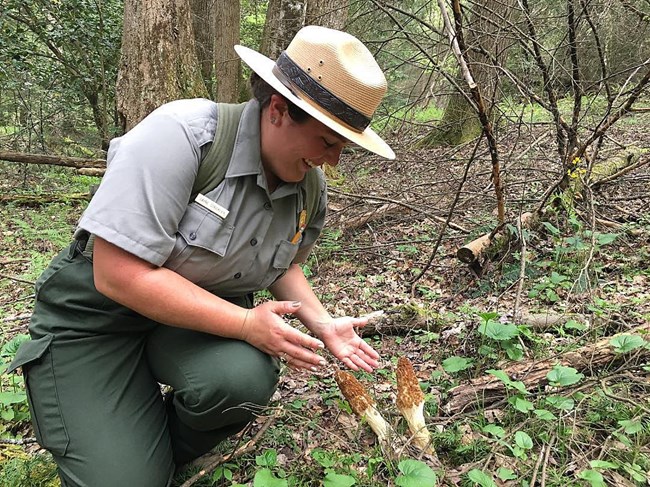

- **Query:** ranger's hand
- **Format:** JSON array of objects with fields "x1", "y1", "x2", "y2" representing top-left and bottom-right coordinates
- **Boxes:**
[
  {"x1": 317, "y1": 314, "x2": 381, "y2": 372},
  {"x1": 243, "y1": 301, "x2": 326, "y2": 371}
]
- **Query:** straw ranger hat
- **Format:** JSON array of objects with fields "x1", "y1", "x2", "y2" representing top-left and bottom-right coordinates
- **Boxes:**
[{"x1": 234, "y1": 25, "x2": 395, "y2": 160}]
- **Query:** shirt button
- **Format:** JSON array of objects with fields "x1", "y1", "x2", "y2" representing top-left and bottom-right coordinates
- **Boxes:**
[
  {"x1": 234, "y1": 272, "x2": 242, "y2": 279},
  {"x1": 264, "y1": 202, "x2": 272, "y2": 210},
  {"x1": 189, "y1": 232, "x2": 197, "y2": 240},
  {"x1": 250, "y1": 238, "x2": 258, "y2": 246}
]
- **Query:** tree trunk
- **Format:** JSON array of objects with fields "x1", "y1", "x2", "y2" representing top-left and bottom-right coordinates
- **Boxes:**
[
  {"x1": 191, "y1": 0, "x2": 215, "y2": 96},
  {"x1": 422, "y1": 0, "x2": 515, "y2": 146},
  {"x1": 116, "y1": 0, "x2": 208, "y2": 131},
  {"x1": 261, "y1": 0, "x2": 306, "y2": 59},
  {"x1": 305, "y1": 0, "x2": 349, "y2": 29},
  {"x1": 214, "y1": 0, "x2": 241, "y2": 102}
]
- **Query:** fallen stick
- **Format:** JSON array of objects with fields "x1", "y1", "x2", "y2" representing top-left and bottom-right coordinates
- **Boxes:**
[{"x1": 180, "y1": 412, "x2": 278, "y2": 487}]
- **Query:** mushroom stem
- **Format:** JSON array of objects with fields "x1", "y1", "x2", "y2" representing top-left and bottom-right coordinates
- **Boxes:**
[
  {"x1": 396, "y1": 357, "x2": 436, "y2": 455},
  {"x1": 335, "y1": 370, "x2": 392, "y2": 447}
]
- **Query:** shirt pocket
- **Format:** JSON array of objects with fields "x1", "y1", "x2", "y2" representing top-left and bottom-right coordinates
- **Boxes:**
[
  {"x1": 272, "y1": 239, "x2": 300, "y2": 270},
  {"x1": 165, "y1": 203, "x2": 235, "y2": 281}
]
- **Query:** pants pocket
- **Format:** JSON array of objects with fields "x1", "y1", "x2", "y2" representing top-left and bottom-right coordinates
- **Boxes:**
[{"x1": 8, "y1": 334, "x2": 70, "y2": 456}]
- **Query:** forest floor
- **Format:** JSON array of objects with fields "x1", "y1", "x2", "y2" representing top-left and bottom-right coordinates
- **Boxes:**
[{"x1": 0, "y1": 110, "x2": 649, "y2": 486}]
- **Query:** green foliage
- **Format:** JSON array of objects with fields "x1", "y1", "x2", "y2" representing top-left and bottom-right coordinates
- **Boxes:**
[
  {"x1": 0, "y1": 454, "x2": 58, "y2": 487},
  {"x1": 0, "y1": 334, "x2": 31, "y2": 438},
  {"x1": 0, "y1": 0, "x2": 123, "y2": 152},
  {"x1": 546, "y1": 365, "x2": 584, "y2": 387},
  {"x1": 395, "y1": 459, "x2": 437, "y2": 487},
  {"x1": 466, "y1": 469, "x2": 496, "y2": 487},
  {"x1": 441, "y1": 356, "x2": 474, "y2": 374},
  {"x1": 609, "y1": 334, "x2": 647, "y2": 354}
]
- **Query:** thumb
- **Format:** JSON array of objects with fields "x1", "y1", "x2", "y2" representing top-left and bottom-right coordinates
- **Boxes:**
[{"x1": 274, "y1": 300, "x2": 302, "y2": 315}]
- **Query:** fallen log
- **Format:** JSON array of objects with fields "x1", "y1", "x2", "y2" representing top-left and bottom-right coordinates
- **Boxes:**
[
  {"x1": 443, "y1": 322, "x2": 650, "y2": 414},
  {"x1": 0, "y1": 150, "x2": 105, "y2": 169}
]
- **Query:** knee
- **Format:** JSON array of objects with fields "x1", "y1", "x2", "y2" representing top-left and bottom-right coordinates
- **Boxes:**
[{"x1": 176, "y1": 343, "x2": 279, "y2": 430}]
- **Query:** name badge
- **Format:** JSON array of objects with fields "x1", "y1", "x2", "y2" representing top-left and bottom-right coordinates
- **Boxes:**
[{"x1": 195, "y1": 193, "x2": 229, "y2": 219}]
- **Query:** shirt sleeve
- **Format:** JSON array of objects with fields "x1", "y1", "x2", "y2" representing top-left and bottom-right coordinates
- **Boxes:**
[{"x1": 76, "y1": 103, "x2": 216, "y2": 266}]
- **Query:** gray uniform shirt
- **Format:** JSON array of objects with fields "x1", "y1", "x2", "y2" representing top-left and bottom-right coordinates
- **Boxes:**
[{"x1": 75, "y1": 99, "x2": 326, "y2": 297}]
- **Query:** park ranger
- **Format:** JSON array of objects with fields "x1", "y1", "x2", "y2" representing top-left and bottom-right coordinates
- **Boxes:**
[{"x1": 9, "y1": 26, "x2": 395, "y2": 486}]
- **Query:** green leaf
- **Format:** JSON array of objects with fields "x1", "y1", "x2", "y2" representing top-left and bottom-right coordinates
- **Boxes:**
[
  {"x1": 496, "y1": 467, "x2": 517, "y2": 481},
  {"x1": 487, "y1": 369, "x2": 528, "y2": 394},
  {"x1": 255, "y1": 449, "x2": 278, "y2": 467},
  {"x1": 466, "y1": 469, "x2": 497, "y2": 487},
  {"x1": 542, "y1": 221, "x2": 560, "y2": 235},
  {"x1": 533, "y1": 409, "x2": 557, "y2": 420},
  {"x1": 395, "y1": 459, "x2": 437, "y2": 487},
  {"x1": 312, "y1": 449, "x2": 337, "y2": 468},
  {"x1": 514, "y1": 431, "x2": 533, "y2": 449},
  {"x1": 595, "y1": 232, "x2": 618, "y2": 246},
  {"x1": 478, "y1": 320, "x2": 519, "y2": 341},
  {"x1": 589, "y1": 460, "x2": 618, "y2": 470},
  {"x1": 323, "y1": 472, "x2": 356, "y2": 487},
  {"x1": 442, "y1": 356, "x2": 473, "y2": 373},
  {"x1": 503, "y1": 342, "x2": 524, "y2": 361},
  {"x1": 617, "y1": 419, "x2": 643, "y2": 434},
  {"x1": 0, "y1": 334, "x2": 30, "y2": 358},
  {"x1": 577, "y1": 469, "x2": 606, "y2": 487},
  {"x1": 482, "y1": 424, "x2": 505, "y2": 439},
  {"x1": 509, "y1": 395, "x2": 534, "y2": 413},
  {"x1": 609, "y1": 334, "x2": 646, "y2": 353},
  {"x1": 546, "y1": 365, "x2": 584, "y2": 386},
  {"x1": 478, "y1": 311, "x2": 500, "y2": 322},
  {"x1": 545, "y1": 395, "x2": 575, "y2": 410},
  {"x1": 0, "y1": 391, "x2": 27, "y2": 405},
  {"x1": 564, "y1": 319, "x2": 587, "y2": 331},
  {"x1": 253, "y1": 468, "x2": 287, "y2": 487}
]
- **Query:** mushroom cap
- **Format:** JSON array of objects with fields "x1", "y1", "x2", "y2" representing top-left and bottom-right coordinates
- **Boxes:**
[
  {"x1": 396, "y1": 356, "x2": 425, "y2": 410},
  {"x1": 335, "y1": 370, "x2": 375, "y2": 416}
]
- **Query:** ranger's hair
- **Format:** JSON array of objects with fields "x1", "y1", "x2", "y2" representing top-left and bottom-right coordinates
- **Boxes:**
[{"x1": 249, "y1": 72, "x2": 310, "y2": 123}]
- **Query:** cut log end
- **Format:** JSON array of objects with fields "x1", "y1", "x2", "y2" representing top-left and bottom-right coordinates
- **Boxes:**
[{"x1": 457, "y1": 233, "x2": 491, "y2": 263}]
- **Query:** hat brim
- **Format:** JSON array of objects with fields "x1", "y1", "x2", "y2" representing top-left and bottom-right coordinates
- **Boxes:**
[{"x1": 234, "y1": 45, "x2": 395, "y2": 160}]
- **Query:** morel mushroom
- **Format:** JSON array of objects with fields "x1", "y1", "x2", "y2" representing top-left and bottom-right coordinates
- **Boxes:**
[
  {"x1": 334, "y1": 370, "x2": 391, "y2": 445},
  {"x1": 396, "y1": 357, "x2": 435, "y2": 455}
]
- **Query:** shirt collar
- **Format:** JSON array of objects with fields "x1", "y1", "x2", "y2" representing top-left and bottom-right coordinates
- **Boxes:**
[{"x1": 225, "y1": 99, "x2": 300, "y2": 199}]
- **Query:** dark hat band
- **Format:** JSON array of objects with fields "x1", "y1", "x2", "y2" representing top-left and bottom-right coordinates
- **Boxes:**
[{"x1": 272, "y1": 51, "x2": 371, "y2": 132}]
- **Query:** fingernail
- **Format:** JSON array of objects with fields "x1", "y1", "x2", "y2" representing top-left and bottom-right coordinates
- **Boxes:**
[
  {"x1": 317, "y1": 341, "x2": 325, "y2": 349},
  {"x1": 319, "y1": 360, "x2": 327, "y2": 366},
  {"x1": 291, "y1": 301, "x2": 301, "y2": 307},
  {"x1": 311, "y1": 366, "x2": 318, "y2": 372}
]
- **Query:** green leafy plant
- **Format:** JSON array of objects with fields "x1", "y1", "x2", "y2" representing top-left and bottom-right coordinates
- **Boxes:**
[
  {"x1": 442, "y1": 356, "x2": 474, "y2": 374},
  {"x1": 395, "y1": 459, "x2": 437, "y2": 487},
  {"x1": 0, "y1": 334, "x2": 31, "y2": 437},
  {"x1": 609, "y1": 334, "x2": 646, "y2": 353},
  {"x1": 546, "y1": 365, "x2": 584, "y2": 387}
]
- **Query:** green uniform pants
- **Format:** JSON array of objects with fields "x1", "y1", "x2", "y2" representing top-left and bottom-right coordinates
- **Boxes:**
[{"x1": 9, "y1": 243, "x2": 280, "y2": 487}]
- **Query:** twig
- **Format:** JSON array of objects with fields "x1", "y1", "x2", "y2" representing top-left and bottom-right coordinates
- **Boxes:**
[
  {"x1": 2, "y1": 313, "x2": 31, "y2": 323},
  {"x1": 591, "y1": 156, "x2": 649, "y2": 189},
  {"x1": 600, "y1": 378, "x2": 650, "y2": 414},
  {"x1": 0, "y1": 273, "x2": 35, "y2": 286},
  {"x1": 327, "y1": 188, "x2": 469, "y2": 233},
  {"x1": 529, "y1": 444, "x2": 544, "y2": 487},
  {"x1": 0, "y1": 437, "x2": 38, "y2": 445},
  {"x1": 409, "y1": 136, "x2": 481, "y2": 293},
  {"x1": 512, "y1": 211, "x2": 528, "y2": 321},
  {"x1": 180, "y1": 412, "x2": 278, "y2": 487},
  {"x1": 540, "y1": 434, "x2": 555, "y2": 487}
]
